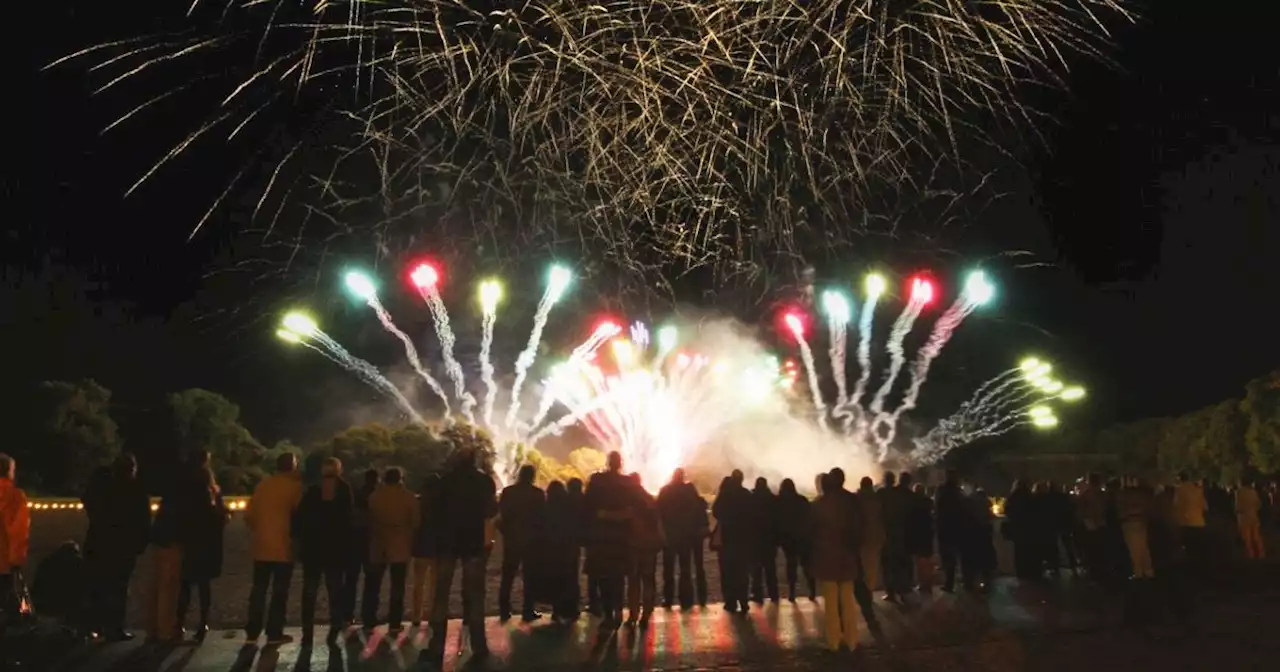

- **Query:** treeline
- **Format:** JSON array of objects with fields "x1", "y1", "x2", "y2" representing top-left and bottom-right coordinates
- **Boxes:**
[
  {"x1": 1018, "y1": 371, "x2": 1280, "y2": 482},
  {"x1": 6, "y1": 380, "x2": 606, "y2": 496}
]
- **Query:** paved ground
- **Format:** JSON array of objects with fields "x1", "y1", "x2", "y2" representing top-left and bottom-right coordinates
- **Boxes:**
[{"x1": 32, "y1": 571, "x2": 1280, "y2": 672}]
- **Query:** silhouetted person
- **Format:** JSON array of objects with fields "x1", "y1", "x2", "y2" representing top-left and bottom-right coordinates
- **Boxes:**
[
  {"x1": 1006, "y1": 480, "x2": 1038, "y2": 580},
  {"x1": 81, "y1": 453, "x2": 149, "y2": 641},
  {"x1": 904, "y1": 478, "x2": 935, "y2": 593},
  {"x1": 365, "y1": 467, "x2": 420, "y2": 632},
  {"x1": 776, "y1": 478, "x2": 815, "y2": 601},
  {"x1": 296, "y1": 457, "x2": 353, "y2": 644},
  {"x1": 424, "y1": 446, "x2": 498, "y2": 664},
  {"x1": 935, "y1": 470, "x2": 971, "y2": 592},
  {"x1": 1148, "y1": 483, "x2": 1177, "y2": 574},
  {"x1": 147, "y1": 456, "x2": 201, "y2": 644},
  {"x1": 498, "y1": 464, "x2": 545, "y2": 622},
  {"x1": 177, "y1": 462, "x2": 229, "y2": 640},
  {"x1": 541, "y1": 481, "x2": 581, "y2": 620},
  {"x1": 583, "y1": 451, "x2": 636, "y2": 628},
  {"x1": 244, "y1": 452, "x2": 304, "y2": 645},
  {"x1": 32, "y1": 540, "x2": 83, "y2": 627},
  {"x1": 1047, "y1": 482, "x2": 1078, "y2": 573},
  {"x1": 812, "y1": 471, "x2": 863, "y2": 651},
  {"x1": 749, "y1": 477, "x2": 780, "y2": 603},
  {"x1": 880, "y1": 471, "x2": 911, "y2": 600},
  {"x1": 1235, "y1": 479, "x2": 1265, "y2": 560},
  {"x1": 968, "y1": 488, "x2": 996, "y2": 589},
  {"x1": 657, "y1": 468, "x2": 708, "y2": 609},
  {"x1": 857, "y1": 476, "x2": 885, "y2": 595},
  {"x1": 343, "y1": 468, "x2": 380, "y2": 627},
  {"x1": 1118, "y1": 476, "x2": 1154, "y2": 579},
  {"x1": 410, "y1": 474, "x2": 442, "y2": 626},
  {"x1": 712, "y1": 471, "x2": 754, "y2": 613},
  {"x1": 1173, "y1": 473, "x2": 1208, "y2": 578},
  {"x1": 1076, "y1": 473, "x2": 1107, "y2": 580},
  {"x1": 626, "y1": 473, "x2": 663, "y2": 626},
  {"x1": 566, "y1": 478, "x2": 587, "y2": 617}
]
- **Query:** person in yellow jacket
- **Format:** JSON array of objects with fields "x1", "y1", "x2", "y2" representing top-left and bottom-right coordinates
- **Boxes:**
[
  {"x1": 244, "y1": 452, "x2": 304, "y2": 645},
  {"x1": 364, "y1": 467, "x2": 421, "y2": 632},
  {"x1": 1235, "y1": 480, "x2": 1265, "y2": 560}
]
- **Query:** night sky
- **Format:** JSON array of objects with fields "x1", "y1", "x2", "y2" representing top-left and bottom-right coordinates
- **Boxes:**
[{"x1": 10, "y1": 2, "x2": 1279, "y2": 447}]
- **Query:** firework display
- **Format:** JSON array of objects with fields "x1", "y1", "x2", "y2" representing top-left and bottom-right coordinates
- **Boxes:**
[
  {"x1": 278, "y1": 258, "x2": 1085, "y2": 488},
  {"x1": 63, "y1": 1, "x2": 1133, "y2": 287}
]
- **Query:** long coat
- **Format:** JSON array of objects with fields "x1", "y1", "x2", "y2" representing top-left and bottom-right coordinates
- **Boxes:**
[
  {"x1": 368, "y1": 483, "x2": 421, "y2": 564},
  {"x1": 246, "y1": 472, "x2": 304, "y2": 562},
  {"x1": 182, "y1": 489, "x2": 229, "y2": 580}
]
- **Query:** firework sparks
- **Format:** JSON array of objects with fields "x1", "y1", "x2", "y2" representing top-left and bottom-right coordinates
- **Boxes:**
[{"x1": 66, "y1": 1, "x2": 1134, "y2": 285}]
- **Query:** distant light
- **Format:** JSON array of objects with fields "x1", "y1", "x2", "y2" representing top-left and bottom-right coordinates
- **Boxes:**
[
  {"x1": 345, "y1": 270, "x2": 378, "y2": 299},
  {"x1": 276, "y1": 329, "x2": 302, "y2": 344},
  {"x1": 964, "y1": 270, "x2": 996, "y2": 306},
  {"x1": 408, "y1": 263, "x2": 439, "y2": 290},
  {"x1": 478, "y1": 279, "x2": 503, "y2": 311},
  {"x1": 281, "y1": 312, "x2": 319, "y2": 338},
  {"x1": 1040, "y1": 379, "x2": 1065, "y2": 394},
  {"x1": 1060, "y1": 385, "x2": 1086, "y2": 402},
  {"x1": 909, "y1": 276, "x2": 936, "y2": 305},
  {"x1": 1019, "y1": 357, "x2": 1042, "y2": 372},
  {"x1": 547, "y1": 264, "x2": 573, "y2": 303},
  {"x1": 1028, "y1": 405, "x2": 1054, "y2": 418},
  {"x1": 865, "y1": 273, "x2": 888, "y2": 299},
  {"x1": 1033, "y1": 415, "x2": 1060, "y2": 429},
  {"x1": 821, "y1": 290, "x2": 852, "y2": 324}
]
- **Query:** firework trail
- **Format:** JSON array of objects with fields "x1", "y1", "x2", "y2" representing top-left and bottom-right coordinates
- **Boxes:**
[
  {"x1": 505, "y1": 268, "x2": 572, "y2": 430},
  {"x1": 785, "y1": 314, "x2": 829, "y2": 431},
  {"x1": 879, "y1": 299, "x2": 979, "y2": 448},
  {"x1": 843, "y1": 290, "x2": 881, "y2": 433},
  {"x1": 304, "y1": 330, "x2": 425, "y2": 425},
  {"x1": 523, "y1": 321, "x2": 620, "y2": 436},
  {"x1": 829, "y1": 324, "x2": 851, "y2": 425},
  {"x1": 70, "y1": 2, "x2": 1134, "y2": 285},
  {"x1": 908, "y1": 368, "x2": 1051, "y2": 464},
  {"x1": 409, "y1": 264, "x2": 476, "y2": 423},
  {"x1": 478, "y1": 307, "x2": 499, "y2": 428},
  {"x1": 362, "y1": 294, "x2": 451, "y2": 414},
  {"x1": 868, "y1": 292, "x2": 931, "y2": 452}
]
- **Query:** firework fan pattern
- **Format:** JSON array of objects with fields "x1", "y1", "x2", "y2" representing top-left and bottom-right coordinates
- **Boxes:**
[{"x1": 62, "y1": 1, "x2": 1132, "y2": 288}]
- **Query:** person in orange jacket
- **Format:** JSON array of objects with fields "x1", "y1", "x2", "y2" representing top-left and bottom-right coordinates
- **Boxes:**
[{"x1": 0, "y1": 453, "x2": 32, "y2": 622}]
